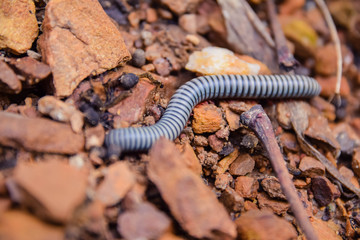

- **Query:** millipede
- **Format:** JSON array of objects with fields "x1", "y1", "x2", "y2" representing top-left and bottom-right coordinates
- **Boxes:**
[{"x1": 105, "y1": 74, "x2": 321, "y2": 153}]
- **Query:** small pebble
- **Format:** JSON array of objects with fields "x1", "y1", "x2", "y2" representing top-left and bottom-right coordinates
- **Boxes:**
[
  {"x1": 119, "y1": 73, "x2": 139, "y2": 90},
  {"x1": 131, "y1": 49, "x2": 146, "y2": 67}
]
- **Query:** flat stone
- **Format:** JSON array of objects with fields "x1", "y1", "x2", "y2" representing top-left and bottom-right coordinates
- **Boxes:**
[
  {"x1": 332, "y1": 123, "x2": 360, "y2": 155},
  {"x1": 312, "y1": 217, "x2": 343, "y2": 240},
  {"x1": 235, "y1": 210, "x2": 297, "y2": 240},
  {"x1": 9, "y1": 57, "x2": 51, "y2": 84},
  {"x1": 234, "y1": 176, "x2": 259, "y2": 199},
  {"x1": 9, "y1": 160, "x2": 88, "y2": 223},
  {"x1": 0, "y1": 60, "x2": 22, "y2": 94},
  {"x1": 147, "y1": 138, "x2": 236, "y2": 239},
  {"x1": 192, "y1": 103, "x2": 225, "y2": 134},
  {"x1": 311, "y1": 176, "x2": 340, "y2": 206},
  {"x1": 38, "y1": 0, "x2": 131, "y2": 97},
  {"x1": 0, "y1": 0, "x2": 38, "y2": 54},
  {"x1": 261, "y1": 177, "x2": 286, "y2": 200},
  {"x1": 118, "y1": 202, "x2": 171, "y2": 240},
  {"x1": 96, "y1": 162, "x2": 136, "y2": 206},
  {"x1": 0, "y1": 112, "x2": 84, "y2": 154},
  {"x1": 220, "y1": 102, "x2": 241, "y2": 131},
  {"x1": 178, "y1": 142, "x2": 202, "y2": 175},
  {"x1": 229, "y1": 153, "x2": 255, "y2": 176},
  {"x1": 257, "y1": 192, "x2": 290, "y2": 215},
  {"x1": 299, "y1": 156, "x2": 325, "y2": 177}
]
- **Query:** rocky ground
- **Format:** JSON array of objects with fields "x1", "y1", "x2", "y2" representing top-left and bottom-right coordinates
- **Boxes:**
[{"x1": 0, "y1": 0, "x2": 360, "y2": 239}]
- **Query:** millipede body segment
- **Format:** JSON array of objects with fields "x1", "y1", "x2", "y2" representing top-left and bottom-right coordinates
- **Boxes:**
[{"x1": 105, "y1": 74, "x2": 321, "y2": 152}]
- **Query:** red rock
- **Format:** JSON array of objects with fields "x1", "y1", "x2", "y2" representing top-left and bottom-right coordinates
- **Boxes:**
[
  {"x1": 9, "y1": 160, "x2": 88, "y2": 223},
  {"x1": 84, "y1": 124, "x2": 105, "y2": 150},
  {"x1": 38, "y1": 0, "x2": 131, "y2": 97},
  {"x1": 316, "y1": 75, "x2": 350, "y2": 97},
  {"x1": 0, "y1": 60, "x2": 22, "y2": 94},
  {"x1": 147, "y1": 138, "x2": 236, "y2": 239},
  {"x1": 160, "y1": 0, "x2": 201, "y2": 15},
  {"x1": 219, "y1": 187, "x2": 244, "y2": 212},
  {"x1": 261, "y1": 177, "x2": 286, "y2": 200},
  {"x1": 311, "y1": 176, "x2": 340, "y2": 206},
  {"x1": 257, "y1": 192, "x2": 290, "y2": 215},
  {"x1": 215, "y1": 148, "x2": 239, "y2": 175},
  {"x1": 215, "y1": 173, "x2": 233, "y2": 190},
  {"x1": 208, "y1": 134, "x2": 224, "y2": 152},
  {"x1": 96, "y1": 162, "x2": 136, "y2": 206},
  {"x1": 234, "y1": 176, "x2": 259, "y2": 199},
  {"x1": 9, "y1": 57, "x2": 51, "y2": 84},
  {"x1": 229, "y1": 153, "x2": 255, "y2": 176},
  {"x1": 235, "y1": 210, "x2": 297, "y2": 240},
  {"x1": 0, "y1": 210, "x2": 64, "y2": 240},
  {"x1": 192, "y1": 103, "x2": 224, "y2": 134},
  {"x1": 0, "y1": 112, "x2": 84, "y2": 154},
  {"x1": 179, "y1": 14, "x2": 197, "y2": 33},
  {"x1": 0, "y1": 0, "x2": 38, "y2": 54},
  {"x1": 118, "y1": 202, "x2": 171, "y2": 240},
  {"x1": 221, "y1": 102, "x2": 240, "y2": 131},
  {"x1": 299, "y1": 156, "x2": 325, "y2": 177}
]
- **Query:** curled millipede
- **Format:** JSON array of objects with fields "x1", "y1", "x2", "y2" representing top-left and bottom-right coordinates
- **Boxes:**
[{"x1": 105, "y1": 74, "x2": 321, "y2": 152}]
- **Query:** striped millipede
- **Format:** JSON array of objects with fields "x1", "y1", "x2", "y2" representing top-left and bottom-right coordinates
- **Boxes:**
[{"x1": 105, "y1": 74, "x2": 321, "y2": 152}]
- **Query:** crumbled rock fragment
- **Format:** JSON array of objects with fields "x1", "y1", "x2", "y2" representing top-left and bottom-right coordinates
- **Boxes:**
[
  {"x1": 9, "y1": 57, "x2": 51, "y2": 84},
  {"x1": 214, "y1": 148, "x2": 239, "y2": 175},
  {"x1": 332, "y1": 123, "x2": 360, "y2": 155},
  {"x1": 208, "y1": 134, "x2": 224, "y2": 152},
  {"x1": 261, "y1": 177, "x2": 286, "y2": 200},
  {"x1": 214, "y1": 173, "x2": 233, "y2": 190},
  {"x1": 234, "y1": 176, "x2": 259, "y2": 199},
  {"x1": 84, "y1": 124, "x2": 105, "y2": 150},
  {"x1": 235, "y1": 210, "x2": 297, "y2": 240},
  {"x1": 220, "y1": 102, "x2": 241, "y2": 131},
  {"x1": 257, "y1": 192, "x2": 290, "y2": 215},
  {"x1": 153, "y1": 57, "x2": 171, "y2": 76},
  {"x1": 147, "y1": 138, "x2": 237, "y2": 239},
  {"x1": 118, "y1": 202, "x2": 171, "y2": 240},
  {"x1": 338, "y1": 166, "x2": 360, "y2": 189},
  {"x1": 160, "y1": 0, "x2": 201, "y2": 15},
  {"x1": 96, "y1": 162, "x2": 136, "y2": 206},
  {"x1": 196, "y1": 148, "x2": 220, "y2": 168},
  {"x1": 0, "y1": 61, "x2": 22, "y2": 94},
  {"x1": 311, "y1": 176, "x2": 340, "y2": 206},
  {"x1": 38, "y1": 0, "x2": 131, "y2": 97},
  {"x1": 219, "y1": 187, "x2": 244, "y2": 212},
  {"x1": 299, "y1": 156, "x2": 325, "y2": 177},
  {"x1": 8, "y1": 160, "x2": 88, "y2": 223},
  {"x1": 310, "y1": 96, "x2": 336, "y2": 121},
  {"x1": 38, "y1": 96, "x2": 84, "y2": 133},
  {"x1": 178, "y1": 142, "x2": 202, "y2": 175},
  {"x1": 229, "y1": 153, "x2": 255, "y2": 176},
  {"x1": 192, "y1": 103, "x2": 224, "y2": 134},
  {"x1": 279, "y1": 132, "x2": 299, "y2": 152},
  {"x1": 0, "y1": 210, "x2": 64, "y2": 240},
  {"x1": 0, "y1": 0, "x2": 38, "y2": 54},
  {"x1": 194, "y1": 135, "x2": 208, "y2": 146},
  {"x1": 0, "y1": 112, "x2": 84, "y2": 154}
]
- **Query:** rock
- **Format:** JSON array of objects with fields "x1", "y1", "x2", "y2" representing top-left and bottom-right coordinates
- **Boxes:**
[
  {"x1": 84, "y1": 124, "x2": 105, "y2": 150},
  {"x1": 338, "y1": 166, "x2": 360, "y2": 189},
  {"x1": 192, "y1": 103, "x2": 224, "y2": 134},
  {"x1": 219, "y1": 187, "x2": 244, "y2": 212},
  {"x1": 0, "y1": 60, "x2": 22, "y2": 94},
  {"x1": 153, "y1": 57, "x2": 171, "y2": 76},
  {"x1": 147, "y1": 138, "x2": 237, "y2": 239},
  {"x1": 306, "y1": 8, "x2": 330, "y2": 37},
  {"x1": 214, "y1": 173, "x2": 233, "y2": 190},
  {"x1": 332, "y1": 123, "x2": 360, "y2": 155},
  {"x1": 38, "y1": 0, "x2": 131, "y2": 97},
  {"x1": 279, "y1": 132, "x2": 299, "y2": 152},
  {"x1": 235, "y1": 210, "x2": 297, "y2": 240},
  {"x1": 208, "y1": 134, "x2": 224, "y2": 152},
  {"x1": 178, "y1": 142, "x2": 202, "y2": 175},
  {"x1": 216, "y1": 127, "x2": 230, "y2": 139},
  {"x1": 257, "y1": 192, "x2": 290, "y2": 215},
  {"x1": 0, "y1": 0, "x2": 38, "y2": 54},
  {"x1": 160, "y1": 0, "x2": 201, "y2": 15},
  {"x1": 311, "y1": 176, "x2": 340, "y2": 206},
  {"x1": 236, "y1": 55, "x2": 272, "y2": 75},
  {"x1": 96, "y1": 162, "x2": 136, "y2": 206},
  {"x1": 8, "y1": 160, "x2": 88, "y2": 223},
  {"x1": 234, "y1": 176, "x2": 259, "y2": 199},
  {"x1": 220, "y1": 102, "x2": 241, "y2": 131},
  {"x1": 299, "y1": 156, "x2": 325, "y2": 178},
  {"x1": 316, "y1": 75, "x2": 350, "y2": 97},
  {"x1": 311, "y1": 217, "x2": 343, "y2": 240},
  {"x1": 279, "y1": 0, "x2": 305, "y2": 15},
  {"x1": 214, "y1": 148, "x2": 239, "y2": 175},
  {"x1": 179, "y1": 14, "x2": 197, "y2": 34},
  {"x1": 0, "y1": 112, "x2": 84, "y2": 154},
  {"x1": 193, "y1": 135, "x2": 208, "y2": 146},
  {"x1": 261, "y1": 177, "x2": 286, "y2": 200},
  {"x1": 146, "y1": 8, "x2": 158, "y2": 23},
  {"x1": 38, "y1": 96, "x2": 84, "y2": 133},
  {"x1": 0, "y1": 210, "x2": 64, "y2": 240},
  {"x1": 229, "y1": 153, "x2": 255, "y2": 176},
  {"x1": 196, "y1": 148, "x2": 220, "y2": 168},
  {"x1": 352, "y1": 148, "x2": 360, "y2": 177},
  {"x1": 315, "y1": 44, "x2": 352, "y2": 76},
  {"x1": 185, "y1": 47, "x2": 261, "y2": 75},
  {"x1": 118, "y1": 202, "x2": 171, "y2": 240},
  {"x1": 131, "y1": 49, "x2": 146, "y2": 67},
  {"x1": 310, "y1": 96, "x2": 336, "y2": 121}
]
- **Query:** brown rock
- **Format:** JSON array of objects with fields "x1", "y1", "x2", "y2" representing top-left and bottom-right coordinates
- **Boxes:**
[
  {"x1": 38, "y1": 0, "x2": 131, "y2": 97},
  {"x1": 235, "y1": 210, "x2": 297, "y2": 240},
  {"x1": 178, "y1": 142, "x2": 202, "y2": 175},
  {"x1": 153, "y1": 57, "x2": 171, "y2": 76},
  {"x1": 160, "y1": 0, "x2": 201, "y2": 15},
  {"x1": 0, "y1": 0, "x2": 38, "y2": 54},
  {"x1": 244, "y1": 200, "x2": 258, "y2": 211},
  {"x1": 214, "y1": 148, "x2": 239, "y2": 175},
  {"x1": 299, "y1": 156, "x2": 325, "y2": 177},
  {"x1": 38, "y1": 96, "x2": 84, "y2": 133},
  {"x1": 118, "y1": 202, "x2": 171, "y2": 240},
  {"x1": 147, "y1": 138, "x2": 236, "y2": 239},
  {"x1": 96, "y1": 162, "x2": 136, "y2": 206},
  {"x1": 316, "y1": 75, "x2": 350, "y2": 97},
  {"x1": 352, "y1": 148, "x2": 360, "y2": 177},
  {"x1": 261, "y1": 177, "x2": 286, "y2": 200},
  {"x1": 0, "y1": 60, "x2": 21, "y2": 94},
  {"x1": 216, "y1": 126, "x2": 230, "y2": 139},
  {"x1": 312, "y1": 217, "x2": 343, "y2": 240},
  {"x1": 332, "y1": 123, "x2": 360, "y2": 155},
  {"x1": 222, "y1": 102, "x2": 241, "y2": 131},
  {"x1": 8, "y1": 57, "x2": 51, "y2": 84},
  {"x1": 306, "y1": 8, "x2": 329, "y2": 37},
  {"x1": 193, "y1": 135, "x2": 208, "y2": 146},
  {"x1": 208, "y1": 134, "x2": 224, "y2": 152},
  {"x1": 279, "y1": 132, "x2": 299, "y2": 152},
  {"x1": 0, "y1": 112, "x2": 84, "y2": 154},
  {"x1": 338, "y1": 165, "x2": 360, "y2": 189},
  {"x1": 215, "y1": 173, "x2": 233, "y2": 190},
  {"x1": 279, "y1": 0, "x2": 305, "y2": 15},
  {"x1": 219, "y1": 187, "x2": 244, "y2": 212},
  {"x1": 179, "y1": 14, "x2": 197, "y2": 34},
  {"x1": 276, "y1": 102, "x2": 292, "y2": 129},
  {"x1": 234, "y1": 176, "x2": 259, "y2": 199},
  {"x1": 84, "y1": 124, "x2": 105, "y2": 150},
  {"x1": 9, "y1": 160, "x2": 88, "y2": 223},
  {"x1": 192, "y1": 103, "x2": 224, "y2": 134},
  {"x1": 257, "y1": 192, "x2": 290, "y2": 215},
  {"x1": 146, "y1": 8, "x2": 158, "y2": 23},
  {"x1": 310, "y1": 96, "x2": 336, "y2": 121},
  {"x1": 196, "y1": 149, "x2": 220, "y2": 168},
  {"x1": 229, "y1": 153, "x2": 255, "y2": 176},
  {"x1": 0, "y1": 210, "x2": 64, "y2": 240},
  {"x1": 311, "y1": 176, "x2": 340, "y2": 206}
]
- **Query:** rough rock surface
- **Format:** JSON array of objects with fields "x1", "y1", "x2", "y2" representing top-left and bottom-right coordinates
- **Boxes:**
[
  {"x1": 38, "y1": 0, "x2": 131, "y2": 97},
  {"x1": 0, "y1": 60, "x2": 22, "y2": 94},
  {"x1": 192, "y1": 103, "x2": 224, "y2": 134}
]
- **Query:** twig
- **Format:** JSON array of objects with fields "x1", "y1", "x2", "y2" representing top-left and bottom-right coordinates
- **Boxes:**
[
  {"x1": 240, "y1": 105, "x2": 318, "y2": 240},
  {"x1": 266, "y1": 0, "x2": 298, "y2": 72},
  {"x1": 314, "y1": 0, "x2": 342, "y2": 105}
]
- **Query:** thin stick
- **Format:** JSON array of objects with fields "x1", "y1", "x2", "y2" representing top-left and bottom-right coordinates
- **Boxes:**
[{"x1": 240, "y1": 105, "x2": 318, "y2": 240}]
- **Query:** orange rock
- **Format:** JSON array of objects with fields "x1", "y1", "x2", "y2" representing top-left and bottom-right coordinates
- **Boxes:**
[
  {"x1": 0, "y1": 60, "x2": 22, "y2": 94},
  {"x1": 261, "y1": 177, "x2": 286, "y2": 200},
  {"x1": 192, "y1": 103, "x2": 224, "y2": 134},
  {"x1": 220, "y1": 102, "x2": 241, "y2": 131},
  {"x1": 279, "y1": 0, "x2": 305, "y2": 15},
  {"x1": 338, "y1": 165, "x2": 360, "y2": 189},
  {"x1": 179, "y1": 14, "x2": 197, "y2": 34},
  {"x1": 234, "y1": 176, "x2": 259, "y2": 199},
  {"x1": 160, "y1": 0, "x2": 201, "y2": 15},
  {"x1": 178, "y1": 142, "x2": 202, "y2": 175},
  {"x1": 311, "y1": 217, "x2": 343, "y2": 240},
  {"x1": 236, "y1": 55, "x2": 271, "y2": 75},
  {"x1": 10, "y1": 160, "x2": 88, "y2": 223},
  {"x1": 38, "y1": 0, "x2": 131, "y2": 97},
  {"x1": 96, "y1": 162, "x2": 136, "y2": 206},
  {"x1": 0, "y1": 112, "x2": 84, "y2": 154},
  {"x1": 0, "y1": 0, "x2": 38, "y2": 54},
  {"x1": 229, "y1": 153, "x2": 255, "y2": 176},
  {"x1": 146, "y1": 8, "x2": 158, "y2": 23},
  {"x1": 316, "y1": 75, "x2": 350, "y2": 97},
  {"x1": 215, "y1": 173, "x2": 233, "y2": 190},
  {"x1": 279, "y1": 132, "x2": 299, "y2": 152},
  {"x1": 219, "y1": 186, "x2": 244, "y2": 212},
  {"x1": 236, "y1": 210, "x2": 297, "y2": 240},
  {"x1": 299, "y1": 156, "x2": 325, "y2": 177},
  {"x1": 215, "y1": 148, "x2": 239, "y2": 175},
  {"x1": 147, "y1": 138, "x2": 237, "y2": 239},
  {"x1": 257, "y1": 192, "x2": 290, "y2": 215},
  {"x1": 0, "y1": 210, "x2": 64, "y2": 240}
]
